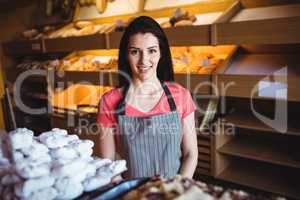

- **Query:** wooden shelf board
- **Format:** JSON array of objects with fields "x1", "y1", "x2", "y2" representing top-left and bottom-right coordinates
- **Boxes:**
[
  {"x1": 218, "y1": 136, "x2": 300, "y2": 169},
  {"x1": 223, "y1": 113, "x2": 300, "y2": 136},
  {"x1": 215, "y1": 16, "x2": 300, "y2": 44},
  {"x1": 55, "y1": 70, "x2": 116, "y2": 86},
  {"x1": 3, "y1": 40, "x2": 43, "y2": 55},
  {"x1": 196, "y1": 131, "x2": 211, "y2": 139},
  {"x1": 217, "y1": 162, "x2": 300, "y2": 199},
  {"x1": 198, "y1": 139, "x2": 210, "y2": 147},
  {"x1": 199, "y1": 147, "x2": 210, "y2": 155},
  {"x1": 44, "y1": 35, "x2": 106, "y2": 53},
  {"x1": 199, "y1": 154, "x2": 210, "y2": 162},
  {"x1": 224, "y1": 54, "x2": 299, "y2": 76},
  {"x1": 196, "y1": 166, "x2": 210, "y2": 176},
  {"x1": 198, "y1": 161, "x2": 210, "y2": 169},
  {"x1": 231, "y1": 4, "x2": 300, "y2": 22}
]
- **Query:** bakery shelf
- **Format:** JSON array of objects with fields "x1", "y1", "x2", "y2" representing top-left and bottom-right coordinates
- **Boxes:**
[
  {"x1": 218, "y1": 135, "x2": 300, "y2": 169},
  {"x1": 54, "y1": 70, "x2": 116, "y2": 86},
  {"x1": 174, "y1": 45, "x2": 237, "y2": 95},
  {"x1": 2, "y1": 0, "x2": 236, "y2": 55},
  {"x1": 215, "y1": 45, "x2": 300, "y2": 101},
  {"x1": 44, "y1": 34, "x2": 106, "y2": 53},
  {"x1": 3, "y1": 39, "x2": 44, "y2": 56},
  {"x1": 217, "y1": 159, "x2": 300, "y2": 199},
  {"x1": 213, "y1": 2, "x2": 300, "y2": 44},
  {"x1": 223, "y1": 111, "x2": 300, "y2": 136}
]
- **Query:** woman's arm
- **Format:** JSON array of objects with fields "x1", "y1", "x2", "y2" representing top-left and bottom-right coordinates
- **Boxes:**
[
  {"x1": 98, "y1": 126, "x2": 116, "y2": 161},
  {"x1": 179, "y1": 111, "x2": 198, "y2": 178}
]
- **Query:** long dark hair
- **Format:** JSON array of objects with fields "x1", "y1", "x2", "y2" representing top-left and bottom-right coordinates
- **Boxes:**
[{"x1": 117, "y1": 16, "x2": 174, "y2": 88}]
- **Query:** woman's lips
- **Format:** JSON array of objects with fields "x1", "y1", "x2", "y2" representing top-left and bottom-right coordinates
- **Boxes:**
[{"x1": 138, "y1": 65, "x2": 151, "y2": 73}]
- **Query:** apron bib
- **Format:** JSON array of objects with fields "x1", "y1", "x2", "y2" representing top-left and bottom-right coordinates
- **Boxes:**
[{"x1": 117, "y1": 82, "x2": 182, "y2": 178}]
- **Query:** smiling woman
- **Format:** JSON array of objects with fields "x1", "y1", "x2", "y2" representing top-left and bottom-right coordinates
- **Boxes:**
[{"x1": 97, "y1": 16, "x2": 198, "y2": 179}]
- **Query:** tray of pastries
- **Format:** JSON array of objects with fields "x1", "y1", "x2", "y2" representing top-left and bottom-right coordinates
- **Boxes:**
[
  {"x1": 120, "y1": 175, "x2": 286, "y2": 200},
  {"x1": 0, "y1": 128, "x2": 127, "y2": 200}
]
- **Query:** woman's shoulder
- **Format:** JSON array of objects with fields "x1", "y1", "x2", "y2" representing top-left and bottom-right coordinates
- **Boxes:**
[
  {"x1": 101, "y1": 87, "x2": 123, "y2": 108},
  {"x1": 165, "y1": 81, "x2": 190, "y2": 94},
  {"x1": 102, "y1": 87, "x2": 122, "y2": 99}
]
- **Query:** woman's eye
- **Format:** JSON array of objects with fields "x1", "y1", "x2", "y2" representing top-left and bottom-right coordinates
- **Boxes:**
[
  {"x1": 130, "y1": 50, "x2": 138, "y2": 55},
  {"x1": 149, "y1": 49, "x2": 157, "y2": 54}
]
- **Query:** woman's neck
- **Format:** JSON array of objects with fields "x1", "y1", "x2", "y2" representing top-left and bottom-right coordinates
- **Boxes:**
[{"x1": 130, "y1": 77, "x2": 162, "y2": 95}]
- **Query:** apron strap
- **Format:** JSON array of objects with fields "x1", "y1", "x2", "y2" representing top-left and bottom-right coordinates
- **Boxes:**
[
  {"x1": 117, "y1": 82, "x2": 177, "y2": 116},
  {"x1": 161, "y1": 82, "x2": 177, "y2": 112}
]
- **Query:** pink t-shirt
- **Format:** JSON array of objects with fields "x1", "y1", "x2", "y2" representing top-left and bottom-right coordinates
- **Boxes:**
[{"x1": 97, "y1": 82, "x2": 196, "y2": 128}]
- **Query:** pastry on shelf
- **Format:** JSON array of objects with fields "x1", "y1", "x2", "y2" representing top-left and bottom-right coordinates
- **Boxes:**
[
  {"x1": 48, "y1": 20, "x2": 114, "y2": 39},
  {"x1": 52, "y1": 84, "x2": 113, "y2": 111},
  {"x1": 59, "y1": 53, "x2": 118, "y2": 71},
  {"x1": 171, "y1": 47, "x2": 223, "y2": 74},
  {"x1": 16, "y1": 59, "x2": 59, "y2": 70},
  {"x1": 169, "y1": 8, "x2": 197, "y2": 27},
  {"x1": 21, "y1": 25, "x2": 57, "y2": 40}
]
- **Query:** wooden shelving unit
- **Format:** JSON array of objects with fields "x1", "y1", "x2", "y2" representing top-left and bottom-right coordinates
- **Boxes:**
[
  {"x1": 218, "y1": 135, "x2": 300, "y2": 168},
  {"x1": 217, "y1": 159, "x2": 300, "y2": 199},
  {"x1": 2, "y1": 0, "x2": 236, "y2": 55},
  {"x1": 213, "y1": 95, "x2": 300, "y2": 198},
  {"x1": 223, "y1": 112, "x2": 300, "y2": 136},
  {"x1": 213, "y1": 2, "x2": 300, "y2": 44},
  {"x1": 215, "y1": 45, "x2": 300, "y2": 102}
]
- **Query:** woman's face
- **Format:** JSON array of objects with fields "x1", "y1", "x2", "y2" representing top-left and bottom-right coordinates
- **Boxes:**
[{"x1": 127, "y1": 32, "x2": 161, "y2": 82}]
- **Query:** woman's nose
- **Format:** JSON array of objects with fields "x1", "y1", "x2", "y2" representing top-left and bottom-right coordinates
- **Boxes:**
[{"x1": 139, "y1": 51, "x2": 149, "y2": 64}]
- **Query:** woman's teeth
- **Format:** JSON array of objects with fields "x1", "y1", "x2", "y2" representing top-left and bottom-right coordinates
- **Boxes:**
[{"x1": 138, "y1": 66, "x2": 151, "y2": 72}]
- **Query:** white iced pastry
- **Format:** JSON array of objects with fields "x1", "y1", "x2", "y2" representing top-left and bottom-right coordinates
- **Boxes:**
[
  {"x1": 69, "y1": 139, "x2": 94, "y2": 157},
  {"x1": 89, "y1": 157, "x2": 112, "y2": 169},
  {"x1": 82, "y1": 173, "x2": 111, "y2": 192},
  {"x1": 9, "y1": 128, "x2": 34, "y2": 150},
  {"x1": 54, "y1": 177, "x2": 84, "y2": 200},
  {"x1": 49, "y1": 146, "x2": 78, "y2": 160},
  {"x1": 107, "y1": 160, "x2": 127, "y2": 176},
  {"x1": 71, "y1": 163, "x2": 96, "y2": 183},
  {"x1": 12, "y1": 151, "x2": 24, "y2": 162},
  {"x1": 21, "y1": 187, "x2": 58, "y2": 200},
  {"x1": 20, "y1": 140, "x2": 49, "y2": 160},
  {"x1": 15, "y1": 162, "x2": 51, "y2": 179},
  {"x1": 15, "y1": 176, "x2": 55, "y2": 198},
  {"x1": 51, "y1": 158, "x2": 87, "y2": 178},
  {"x1": 39, "y1": 128, "x2": 69, "y2": 149},
  {"x1": 65, "y1": 134, "x2": 79, "y2": 143}
]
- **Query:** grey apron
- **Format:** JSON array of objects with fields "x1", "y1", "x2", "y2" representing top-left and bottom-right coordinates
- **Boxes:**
[{"x1": 117, "y1": 82, "x2": 182, "y2": 178}]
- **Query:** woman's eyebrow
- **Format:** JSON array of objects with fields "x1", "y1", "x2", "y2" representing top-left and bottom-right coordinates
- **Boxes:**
[
  {"x1": 128, "y1": 45, "x2": 158, "y2": 49},
  {"x1": 147, "y1": 45, "x2": 159, "y2": 49},
  {"x1": 128, "y1": 46, "x2": 140, "y2": 49}
]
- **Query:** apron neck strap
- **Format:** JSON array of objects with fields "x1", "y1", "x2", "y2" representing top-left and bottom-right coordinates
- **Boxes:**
[
  {"x1": 117, "y1": 82, "x2": 177, "y2": 116},
  {"x1": 161, "y1": 82, "x2": 177, "y2": 112}
]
